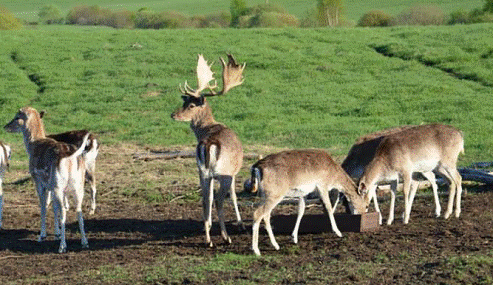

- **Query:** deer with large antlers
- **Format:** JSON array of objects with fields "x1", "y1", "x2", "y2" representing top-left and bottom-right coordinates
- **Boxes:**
[{"x1": 171, "y1": 54, "x2": 245, "y2": 247}]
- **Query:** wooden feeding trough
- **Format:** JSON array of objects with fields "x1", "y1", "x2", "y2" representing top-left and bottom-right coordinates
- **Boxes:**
[{"x1": 271, "y1": 212, "x2": 380, "y2": 234}]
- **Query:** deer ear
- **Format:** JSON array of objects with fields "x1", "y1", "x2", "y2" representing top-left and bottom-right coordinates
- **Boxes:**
[
  {"x1": 358, "y1": 182, "x2": 367, "y2": 196},
  {"x1": 39, "y1": 110, "x2": 46, "y2": 118}
]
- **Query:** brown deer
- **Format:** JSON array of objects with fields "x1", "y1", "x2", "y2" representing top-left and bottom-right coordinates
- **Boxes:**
[
  {"x1": 245, "y1": 149, "x2": 368, "y2": 256},
  {"x1": 357, "y1": 124, "x2": 464, "y2": 225},
  {"x1": 171, "y1": 54, "x2": 245, "y2": 247},
  {"x1": 5, "y1": 107, "x2": 90, "y2": 253},
  {"x1": 341, "y1": 125, "x2": 441, "y2": 224},
  {"x1": 0, "y1": 142, "x2": 11, "y2": 229}
]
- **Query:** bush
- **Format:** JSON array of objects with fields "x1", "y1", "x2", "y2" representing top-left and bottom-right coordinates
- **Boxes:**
[
  {"x1": 448, "y1": 9, "x2": 471, "y2": 25},
  {"x1": 392, "y1": 4, "x2": 446, "y2": 26},
  {"x1": 250, "y1": 12, "x2": 299, "y2": 28},
  {"x1": 135, "y1": 10, "x2": 190, "y2": 29},
  {"x1": 484, "y1": 0, "x2": 493, "y2": 13},
  {"x1": 108, "y1": 10, "x2": 135, "y2": 29},
  {"x1": 191, "y1": 11, "x2": 231, "y2": 28},
  {"x1": 358, "y1": 10, "x2": 393, "y2": 27},
  {"x1": 39, "y1": 4, "x2": 64, "y2": 24},
  {"x1": 66, "y1": 5, "x2": 113, "y2": 26},
  {"x1": 0, "y1": 5, "x2": 22, "y2": 30},
  {"x1": 300, "y1": 7, "x2": 319, "y2": 27}
]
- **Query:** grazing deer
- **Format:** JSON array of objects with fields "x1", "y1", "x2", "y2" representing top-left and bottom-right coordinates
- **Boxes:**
[
  {"x1": 341, "y1": 125, "x2": 441, "y2": 224},
  {"x1": 357, "y1": 124, "x2": 464, "y2": 225},
  {"x1": 171, "y1": 54, "x2": 245, "y2": 247},
  {"x1": 41, "y1": 114, "x2": 99, "y2": 215},
  {"x1": 5, "y1": 107, "x2": 90, "y2": 253},
  {"x1": 245, "y1": 149, "x2": 368, "y2": 256},
  {"x1": 0, "y1": 142, "x2": 11, "y2": 228}
]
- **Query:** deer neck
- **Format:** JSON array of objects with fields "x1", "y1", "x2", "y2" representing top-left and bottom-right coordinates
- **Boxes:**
[
  {"x1": 190, "y1": 102, "x2": 219, "y2": 142},
  {"x1": 22, "y1": 121, "x2": 47, "y2": 156}
]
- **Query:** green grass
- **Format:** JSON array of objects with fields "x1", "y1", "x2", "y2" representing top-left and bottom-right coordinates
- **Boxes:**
[
  {"x1": 1, "y1": 24, "x2": 493, "y2": 166},
  {"x1": 4, "y1": 0, "x2": 486, "y2": 23}
]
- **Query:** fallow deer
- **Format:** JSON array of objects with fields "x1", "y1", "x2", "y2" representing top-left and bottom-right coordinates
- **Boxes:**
[
  {"x1": 5, "y1": 107, "x2": 90, "y2": 253},
  {"x1": 245, "y1": 149, "x2": 368, "y2": 256},
  {"x1": 357, "y1": 124, "x2": 464, "y2": 225},
  {"x1": 41, "y1": 114, "x2": 99, "y2": 216},
  {"x1": 171, "y1": 54, "x2": 245, "y2": 247},
  {"x1": 0, "y1": 142, "x2": 11, "y2": 228},
  {"x1": 341, "y1": 125, "x2": 441, "y2": 224}
]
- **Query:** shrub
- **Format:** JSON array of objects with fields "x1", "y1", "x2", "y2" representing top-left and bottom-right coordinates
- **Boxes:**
[
  {"x1": 391, "y1": 4, "x2": 446, "y2": 26},
  {"x1": 0, "y1": 5, "x2": 22, "y2": 30},
  {"x1": 358, "y1": 10, "x2": 393, "y2": 27},
  {"x1": 191, "y1": 11, "x2": 231, "y2": 28},
  {"x1": 66, "y1": 5, "x2": 113, "y2": 26},
  {"x1": 448, "y1": 9, "x2": 471, "y2": 25},
  {"x1": 39, "y1": 4, "x2": 64, "y2": 24},
  {"x1": 249, "y1": 12, "x2": 299, "y2": 28},
  {"x1": 231, "y1": 0, "x2": 248, "y2": 27},
  {"x1": 484, "y1": 0, "x2": 493, "y2": 13},
  {"x1": 135, "y1": 10, "x2": 190, "y2": 29},
  {"x1": 108, "y1": 10, "x2": 135, "y2": 29},
  {"x1": 300, "y1": 7, "x2": 319, "y2": 27}
]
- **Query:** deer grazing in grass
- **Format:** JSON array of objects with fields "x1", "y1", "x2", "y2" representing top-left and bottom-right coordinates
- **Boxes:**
[
  {"x1": 245, "y1": 149, "x2": 368, "y2": 256},
  {"x1": 357, "y1": 124, "x2": 464, "y2": 225},
  {"x1": 40, "y1": 111, "x2": 99, "y2": 215},
  {"x1": 5, "y1": 107, "x2": 90, "y2": 253},
  {"x1": 0, "y1": 142, "x2": 11, "y2": 228},
  {"x1": 171, "y1": 54, "x2": 245, "y2": 247},
  {"x1": 341, "y1": 125, "x2": 441, "y2": 224}
]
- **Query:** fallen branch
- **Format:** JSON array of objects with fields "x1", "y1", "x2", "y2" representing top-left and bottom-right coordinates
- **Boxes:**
[{"x1": 133, "y1": 150, "x2": 261, "y2": 161}]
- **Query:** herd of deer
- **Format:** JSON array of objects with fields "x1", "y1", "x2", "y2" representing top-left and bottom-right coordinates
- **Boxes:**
[{"x1": 0, "y1": 54, "x2": 464, "y2": 256}]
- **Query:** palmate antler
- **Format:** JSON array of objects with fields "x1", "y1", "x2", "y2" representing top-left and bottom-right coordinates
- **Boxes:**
[{"x1": 179, "y1": 54, "x2": 245, "y2": 98}]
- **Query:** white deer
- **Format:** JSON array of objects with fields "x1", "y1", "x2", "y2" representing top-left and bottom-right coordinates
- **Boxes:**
[
  {"x1": 171, "y1": 54, "x2": 245, "y2": 247},
  {"x1": 245, "y1": 149, "x2": 368, "y2": 256},
  {"x1": 357, "y1": 124, "x2": 464, "y2": 225},
  {"x1": 5, "y1": 107, "x2": 90, "y2": 253}
]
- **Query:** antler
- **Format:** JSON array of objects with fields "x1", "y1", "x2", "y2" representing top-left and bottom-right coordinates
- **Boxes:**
[
  {"x1": 179, "y1": 54, "x2": 245, "y2": 98},
  {"x1": 179, "y1": 54, "x2": 216, "y2": 98}
]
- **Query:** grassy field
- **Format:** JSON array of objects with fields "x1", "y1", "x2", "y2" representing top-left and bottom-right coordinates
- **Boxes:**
[
  {"x1": 1, "y1": 23, "x2": 492, "y2": 165},
  {"x1": 4, "y1": 0, "x2": 486, "y2": 23},
  {"x1": 0, "y1": 23, "x2": 493, "y2": 284}
]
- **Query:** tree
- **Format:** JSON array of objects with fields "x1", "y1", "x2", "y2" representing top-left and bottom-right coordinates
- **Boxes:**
[
  {"x1": 317, "y1": 0, "x2": 344, "y2": 27},
  {"x1": 230, "y1": 0, "x2": 248, "y2": 27},
  {"x1": 39, "y1": 4, "x2": 63, "y2": 24},
  {"x1": 0, "y1": 5, "x2": 22, "y2": 30},
  {"x1": 484, "y1": 0, "x2": 493, "y2": 13}
]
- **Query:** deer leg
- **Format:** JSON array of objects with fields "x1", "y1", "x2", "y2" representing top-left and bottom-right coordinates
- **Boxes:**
[
  {"x1": 53, "y1": 189, "x2": 67, "y2": 253},
  {"x1": 372, "y1": 190, "x2": 383, "y2": 225},
  {"x1": 292, "y1": 197, "x2": 306, "y2": 244},
  {"x1": 74, "y1": 180, "x2": 89, "y2": 249},
  {"x1": 387, "y1": 181, "x2": 398, "y2": 225},
  {"x1": 402, "y1": 173, "x2": 413, "y2": 224},
  {"x1": 318, "y1": 187, "x2": 342, "y2": 237},
  {"x1": 421, "y1": 172, "x2": 441, "y2": 217},
  {"x1": 36, "y1": 182, "x2": 48, "y2": 242},
  {"x1": 216, "y1": 176, "x2": 232, "y2": 244},
  {"x1": 0, "y1": 181, "x2": 3, "y2": 229},
  {"x1": 252, "y1": 196, "x2": 282, "y2": 256},
  {"x1": 86, "y1": 170, "x2": 97, "y2": 215},
  {"x1": 229, "y1": 176, "x2": 244, "y2": 230},
  {"x1": 201, "y1": 176, "x2": 214, "y2": 247},
  {"x1": 438, "y1": 166, "x2": 457, "y2": 219}
]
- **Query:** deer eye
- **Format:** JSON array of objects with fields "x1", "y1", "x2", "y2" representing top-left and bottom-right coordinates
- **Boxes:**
[{"x1": 189, "y1": 103, "x2": 196, "y2": 109}]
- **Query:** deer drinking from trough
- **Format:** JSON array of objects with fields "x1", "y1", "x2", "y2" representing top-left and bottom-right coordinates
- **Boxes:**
[
  {"x1": 171, "y1": 54, "x2": 245, "y2": 247},
  {"x1": 357, "y1": 124, "x2": 464, "y2": 225},
  {"x1": 341, "y1": 125, "x2": 441, "y2": 224},
  {"x1": 5, "y1": 107, "x2": 90, "y2": 253},
  {"x1": 245, "y1": 149, "x2": 368, "y2": 256}
]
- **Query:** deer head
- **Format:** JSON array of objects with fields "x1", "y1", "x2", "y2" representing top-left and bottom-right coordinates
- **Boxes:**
[{"x1": 171, "y1": 54, "x2": 245, "y2": 123}]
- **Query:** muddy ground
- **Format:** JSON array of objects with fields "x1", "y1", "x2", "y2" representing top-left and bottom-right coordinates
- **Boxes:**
[{"x1": 0, "y1": 144, "x2": 492, "y2": 284}]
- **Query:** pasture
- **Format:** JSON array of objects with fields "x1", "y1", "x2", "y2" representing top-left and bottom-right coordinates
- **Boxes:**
[
  {"x1": 4, "y1": 0, "x2": 486, "y2": 23},
  {"x1": 0, "y1": 24, "x2": 492, "y2": 283}
]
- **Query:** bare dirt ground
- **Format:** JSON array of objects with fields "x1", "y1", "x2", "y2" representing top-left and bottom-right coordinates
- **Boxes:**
[{"x1": 0, "y1": 144, "x2": 492, "y2": 284}]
